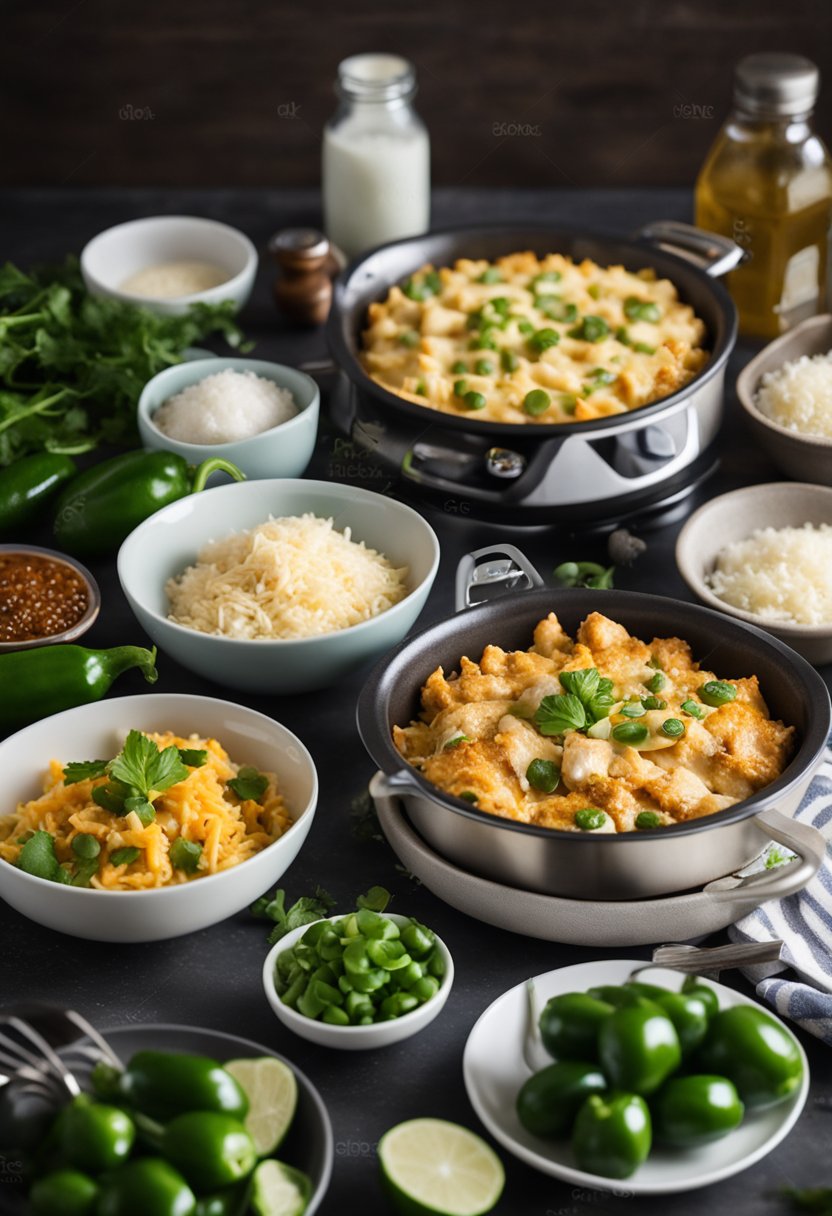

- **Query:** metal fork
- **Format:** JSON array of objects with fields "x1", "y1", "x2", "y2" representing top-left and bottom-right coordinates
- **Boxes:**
[{"x1": 0, "y1": 1006, "x2": 122, "y2": 1101}]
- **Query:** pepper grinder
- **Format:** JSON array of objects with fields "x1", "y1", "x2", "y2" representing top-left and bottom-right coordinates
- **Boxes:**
[{"x1": 268, "y1": 228, "x2": 341, "y2": 326}]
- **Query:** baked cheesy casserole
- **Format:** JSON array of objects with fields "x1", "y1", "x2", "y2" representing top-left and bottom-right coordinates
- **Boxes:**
[
  {"x1": 393, "y1": 612, "x2": 794, "y2": 833},
  {"x1": 361, "y1": 253, "x2": 709, "y2": 424}
]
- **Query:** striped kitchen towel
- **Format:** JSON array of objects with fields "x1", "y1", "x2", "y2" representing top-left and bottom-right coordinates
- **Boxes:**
[{"x1": 729, "y1": 743, "x2": 832, "y2": 1044}]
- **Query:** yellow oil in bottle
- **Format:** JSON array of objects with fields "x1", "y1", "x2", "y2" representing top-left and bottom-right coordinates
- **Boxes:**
[{"x1": 695, "y1": 54, "x2": 832, "y2": 339}]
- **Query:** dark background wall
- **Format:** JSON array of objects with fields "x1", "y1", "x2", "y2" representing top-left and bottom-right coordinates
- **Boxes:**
[{"x1": 3, "y1": 0, "x2": 831, "y2": 190}]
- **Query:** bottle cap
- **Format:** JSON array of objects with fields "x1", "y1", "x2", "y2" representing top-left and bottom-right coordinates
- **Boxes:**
[
  {"x1": 734, "y1": 53, "x2": 819, "y2": 117},
  {"x1": 336, "y1": 54, "x2": 416, "y2": 103}
]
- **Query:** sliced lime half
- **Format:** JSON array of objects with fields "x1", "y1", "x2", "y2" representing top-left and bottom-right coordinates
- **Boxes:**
[
  {"x1": 224, "y1": 1057, "x2": 298, "y2": 1156},
  {"x1": 379, "y1": 1117, "x2": 505, "y2": 1216},
  {"x1": 250, "y1": 1159, "x2": 311, "y2": 1216}
]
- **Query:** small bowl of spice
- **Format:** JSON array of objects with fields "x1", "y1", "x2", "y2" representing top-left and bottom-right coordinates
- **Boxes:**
[
  {"x1": 676, "y1": 482, "x2": 832, "y2": 666},
  {"x1": 80, "y1": 215, "x2": 257, "y2": 316},
  {"x1": 0, "y1": 545, "x2": 100, "y2": 651},
  {"x1": 138, "y1": 357, "x2": 320, "y2": 480}
]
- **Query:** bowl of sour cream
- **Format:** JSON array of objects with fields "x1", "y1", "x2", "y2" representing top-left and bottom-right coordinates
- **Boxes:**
[{"x1": 80, "y1": 215, "x2": 258, "y2": 315}]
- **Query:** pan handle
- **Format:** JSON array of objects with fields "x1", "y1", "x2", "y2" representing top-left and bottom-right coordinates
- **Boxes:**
[
  {"x1": 455, "y1": 545, "x2": 544, "y2": 613},
  {"x1": 633, "y1": 220, "x2": 744, "y2": 278},
  {"x1": 702, "y1": 808, "x2": 825, "y2": 906}
]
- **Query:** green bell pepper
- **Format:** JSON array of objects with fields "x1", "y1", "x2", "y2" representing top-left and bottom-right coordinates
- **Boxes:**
[
  {"x1": 572, "y1": 1093, "x2": 651, "y2": 1179},
  {"x1": 115, "y1": 1052, "x2": 249, "y2": 1122},
  {"x1": 539, "y1": 992, "x2": 615, "y2": 1061},
  {"x1": 0, "y1": 644, "x2": 158, "y2": 731},
  {"x1": 653, "y1": 1075, "x2": 744, "y2": 1147},
  {"x1": 696, "y1": 1006, "x2": 803, "y2": 1108},
  {"x1": 598, "y1": 1006, "x2": 681, "y2": 1095},
  {"x1": 516, "y1": 1062, "x2": 607, "y2": 1138},
  {"x1": 96, "y1": 1159, "x2": 196, "y2": 1216},
  {"x1": 53, "y1": 450, "x2": 245, "y2": 557},
  {"x1": 161, "y1": 1112, "x2": 257, "y2": 1192},
  {"x1": 653, "y1": 992, "x2": 710, "y2": 1056},
  {"x1": 54, "y1": 1095, "x2": 135, "y2": 1173},
  {"x1": 30, "y1": 1168, "x2": 99, "y2": 1216},
  {"x1": 0, "y1": 452, "x2": 76, "y2": 534},
  {"x1": 681, "y1": 977, "x2": 720, "y2": 1020}
]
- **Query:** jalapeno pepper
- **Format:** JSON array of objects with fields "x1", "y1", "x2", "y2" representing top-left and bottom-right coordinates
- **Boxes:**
[
  {"x1": 572, "y1": 1092, "x2": 651, "y2": 1179},
  {"x1": 598, "y1": 1005, "x2": 681, "y2": 1095},
  {"x1": 96, "y1": 1158, "x2": 196, "y2": 1216},
  {"x1": 696, "y1": 1006, "x2": 803, "y2": 1109},
  {"x1": 30, "y1": 1168, "x2": 99, "y2": 1216},
  {"x1": 681, "y1": 977, "x2": 720, "y2": 1020},
  {"x1": 53, "y1": 1094, "x2": 135, "y2": 1173},
  {"x1": 539, "y1": 993, "x2": 615, "y2": 1061},
  {"x1": 653, "y1": 1075, "x2": 744, "y2": 1147},
  {"x1": 53, "y1": 451, "x2": 245, "y2": 557},
  {"x1": 516, "y1": 1062, "x2": 607, "y2": 1139},
  {"x1": 194, "y1": 1186, "x2": 248, "y2": 1216},
  {"x1": 0, "y1": 452, "x2": 77, "y2": 534},
  {"x1": 0, "y1": 644, "x2": 157, "y2": 730},
  {"x1": 112, "y1": 1052, "x2": 249, "y2": 1122},
  {"x1": 589, "y1": 984, "x2": 660, "y2": 1010},
  {"x1": 161, "y1": 1112, "x2": 257, "y2": 1192}
]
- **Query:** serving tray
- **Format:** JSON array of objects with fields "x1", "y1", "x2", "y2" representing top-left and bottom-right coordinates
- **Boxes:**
[{"x1": 371, "y1": 774, "x2": 825, "y2": 946}]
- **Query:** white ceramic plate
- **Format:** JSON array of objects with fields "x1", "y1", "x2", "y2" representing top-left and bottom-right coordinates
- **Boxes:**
[{"x1": 463, "y1": 959, "x2": 809, "y2": 1195}]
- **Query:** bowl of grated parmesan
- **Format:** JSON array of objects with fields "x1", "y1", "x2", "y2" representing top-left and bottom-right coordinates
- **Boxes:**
[
  {"x1": 676, "y1": 482, "x2": 832, "y2": 665},
  {"x1": 117, "y1": 478, "x2": 440, "y2": 694},
  {"x1": 138, "y1": 357, "x2": 320, "y2": 479},
  {"x1": 737, "y1": 314, "x2": 832, "y2": 485}
]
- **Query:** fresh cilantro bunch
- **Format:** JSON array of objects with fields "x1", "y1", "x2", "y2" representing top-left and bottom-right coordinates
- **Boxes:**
[
  {"x1": 64, "y1": 729, "x2": 206, "y2": 826},
  {"x1": 252, "y1": 885, "x2": 391, "y2": 946},
  {"x1": 534, "y1": 667, "x2": 616, "y2": 736},
  {"x1": 0, "y1": 258, "x2": 247, "y2": 464}
]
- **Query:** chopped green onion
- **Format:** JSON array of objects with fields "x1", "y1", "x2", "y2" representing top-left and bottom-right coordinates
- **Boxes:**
[
  {"x1": 528, "y1": 327, "x2": 560, "y2": 354},
  {"x1": 620, "y1": 702, "x2": 646, "y2": 719},
  {"x1": 526, "y1": 759, "x2": 560, "y2": 793},
  {"x1": 647, "y1": 671, "x2": 666, "y2": 694},
  {"x1": 470, "y1": 332, "x2": 498, "y2": 351},
  {"x1": 641, "y1": 696, "x2": 667, "y2": 711},
  {"x1": 415, "y1": 381, "x2": 427, "y2": 396},
  {"x1": 110, "y1": 846, "x2": 141, "y2": 867},
  {"x1": 633, "y1": 342, "x2": 657, "y2": 355},
  {"x1": 624, "y1": 296, "x2": 661, "y2": 323},
  {"x1": 585, "y1": 367, "x2": 616, "y2": 387},
  {"x1": 517, "y1": 319, "x2": 535, "y2": 336},
  {"x1": 612, "y1": 721, "x2": 649, "y2": 746},
  {"x1": 523, "y1": 389, "x2": 551, "y2": 416},
  {"x1": 681, "y1": 699, "x2": 705, "y2": 719},
  {"x1": 462, "y1": 390, "x2": 487, "y2": 411},
  {"x1": 661, "y1": 718, "x2": 686, "y2": 739},
  {"x1": 500, "y1": 350, "x2": 520, "y2": 373},
  {"x1": 635, "y1": 811, "x2": 662, "y2": 830},
  {"x1": 489, "y1": 296, "x2": 511, "y2": 317},
  {"x1": 459, "y1": 791, "x2": 479, "y2": 803},
  {"x1": 540, "y1": 298, "x2": 578, "y2": 324},
  {"x1": 615, "y1": 326, "x2": 631, "y2": 345},
  {"x1": 531, "y1": 271, "x2": 562, "y2": 291},
  {"x1": 560, "y1": 394, "x2": 578, "y2": 415},
  {"x1": 698, "y1": 681, "x2": 737, "y2": 707},
  {"x1": 575, "y1": 808, "x2": 607, "y2": 831},
  {"x1": 478, "y1": 267, "x2": 503, "y2": 284},
  {"x1": 568, "y1": 315, "x2": 610, "y2": 343},
  {"x1": 443, "y1": 734, "x2": 469, "y2": 750}
]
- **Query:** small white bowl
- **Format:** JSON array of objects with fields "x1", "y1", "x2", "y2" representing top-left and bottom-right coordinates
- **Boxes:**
[
  {"x1": 262, "y1": 913, "x2": 454, "y2": 1050},
  {"x1": 117, "y1": 479, "x2": 440, "y2": 695},
  {"x1": 676, "y1": 481, "x2": 832, "y2": 665},
  {"x1": 0, "y1": 693, "x2": 318, "y2": 942},
  {"x1": 138, "y1": 357, "x2": 320, "y2": 480},
  {"x1": 80, "y1": 216, "x2": 257, "y2": 315}
]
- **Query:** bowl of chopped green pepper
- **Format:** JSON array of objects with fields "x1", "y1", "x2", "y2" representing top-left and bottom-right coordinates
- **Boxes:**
[{"x1": 262, "y1": 909, "x2": 454, "y2": 1050}]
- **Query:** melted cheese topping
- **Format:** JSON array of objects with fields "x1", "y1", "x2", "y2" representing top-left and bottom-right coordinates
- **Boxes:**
[
  {"x1": 361, "y1": 252, "x2": 709, "y2": 425},
  {"x1": 393, "y1": 612, "x2": 794, "y2": 834}
]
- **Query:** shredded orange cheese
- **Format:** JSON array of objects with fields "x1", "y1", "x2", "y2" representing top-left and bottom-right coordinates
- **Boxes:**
[{"x1": 0, "y1": 732, "x2": 291, "y2": 891}]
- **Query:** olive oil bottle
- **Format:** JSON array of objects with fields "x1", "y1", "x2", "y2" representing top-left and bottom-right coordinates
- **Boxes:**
[{"x1": 696, "y1": 54, "x2": 832, "y2": 339}]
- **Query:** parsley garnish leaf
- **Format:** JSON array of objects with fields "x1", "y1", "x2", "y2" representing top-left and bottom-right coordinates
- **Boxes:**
[
  {"x1": 228, "y1": 765, "x2": 269, "y2": 802},
  {"x1": 63, "y1": 759, "x2": 109, "y2": 785},
  {"x1": 534, "y1": 693, "x2": 587, "y2": 735}
]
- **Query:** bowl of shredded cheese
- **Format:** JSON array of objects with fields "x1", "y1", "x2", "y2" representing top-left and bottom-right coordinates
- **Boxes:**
[
  {"x1": 0, "y1": 693, "x2": 318, "y2": 941},
  {"x1": 117, "y1": 479, "x2": 440, "y2": 694},
  {"x1": 737, "y1": 314, "x2": 832, "y2": 485},
  {"x1": 80, "y1": 216, "x2": 258, "y2": 315},
  {"x1": 676, "y1": 482, "x2": 832, "y2": 665},
  {"x1": 138, "y1": 357, "x2": 320, "y2": 480}
]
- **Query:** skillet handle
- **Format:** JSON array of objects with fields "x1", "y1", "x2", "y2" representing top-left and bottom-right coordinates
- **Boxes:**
[
  {"x1": 703, "y1": 808, "x2": 826, "y2": 906},
  {"x1": 455, "y1": 545, "x2": 544, "y2": 613},
  {"x1": 633, "y1": 220, "x2": 744, "y2": 278}
]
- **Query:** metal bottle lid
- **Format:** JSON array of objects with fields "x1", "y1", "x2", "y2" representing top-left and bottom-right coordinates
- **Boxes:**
[{"x1": 734, "y1": 53, "x2": 819, "y2": 117}]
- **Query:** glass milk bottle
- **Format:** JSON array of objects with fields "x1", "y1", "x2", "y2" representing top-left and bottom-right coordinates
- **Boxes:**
[{"x1": 323, "y1": 54, "x2": 430, "y2": 260}]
